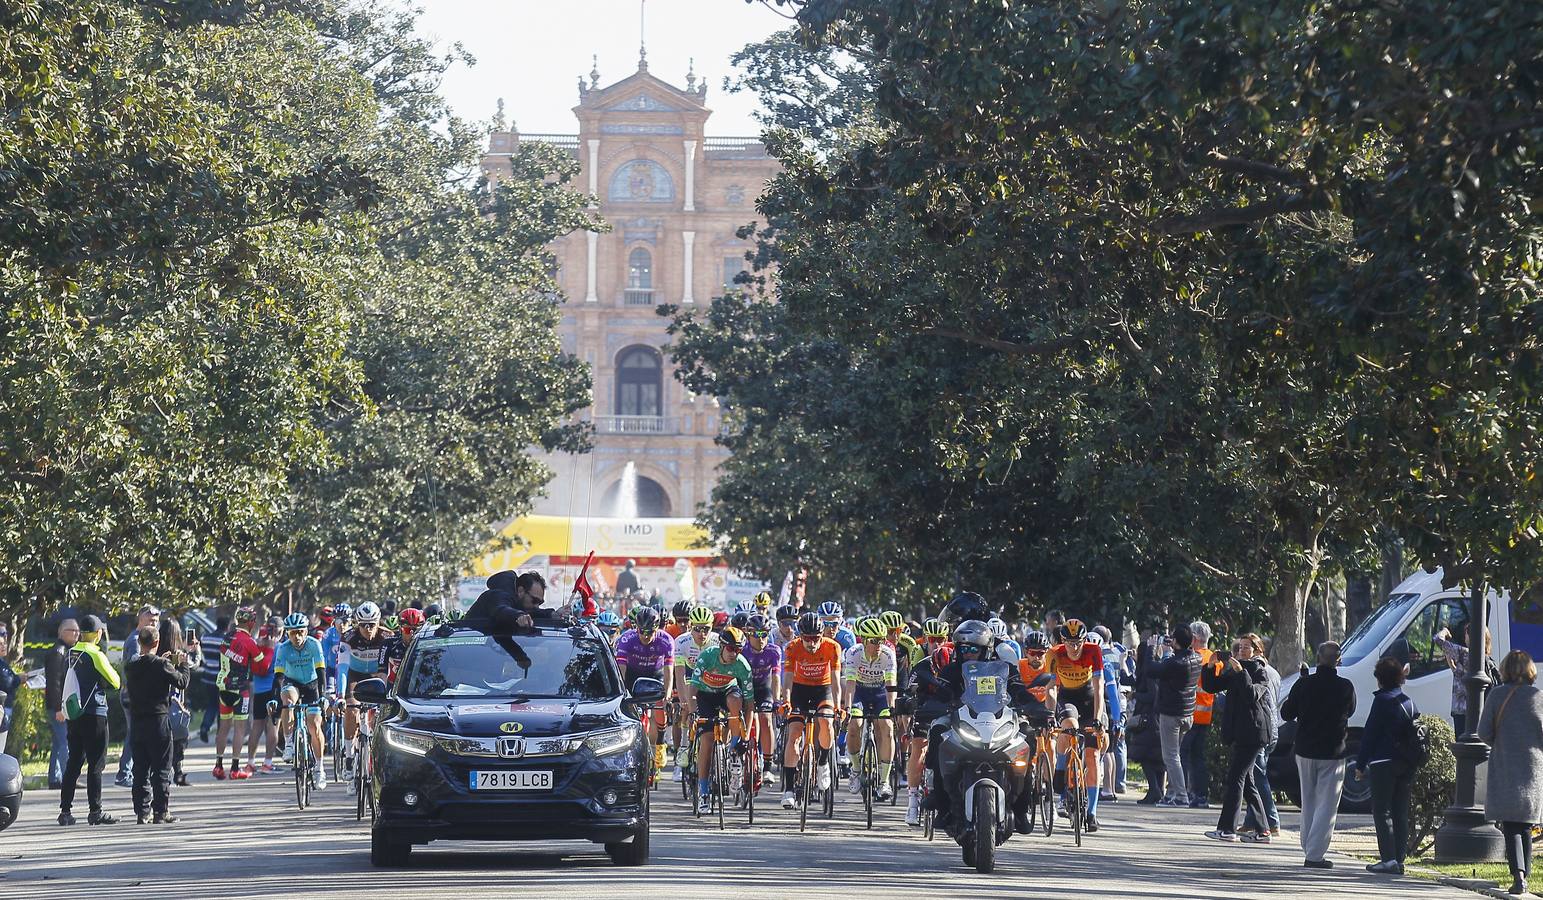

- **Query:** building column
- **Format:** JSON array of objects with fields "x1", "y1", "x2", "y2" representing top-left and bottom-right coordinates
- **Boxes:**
[
  {"x1": 585, "y1": 231, "x2": 598, "y2": 303},
  {"x1": 683, "y1": 140, "x2": 697, "y2": 212},
  {"x1": 586, "y1": 139, "x2": 600, "y2": 204},
  {"x1": 682, "y1": 231, "x2": 695, "y2": 304}
]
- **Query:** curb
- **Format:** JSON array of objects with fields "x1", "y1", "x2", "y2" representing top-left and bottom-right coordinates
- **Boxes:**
[{"x1": 1407, "y1": 864, "x2": 1515, "y2": 899}]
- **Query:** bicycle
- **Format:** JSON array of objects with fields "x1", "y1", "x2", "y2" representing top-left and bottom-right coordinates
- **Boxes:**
[
  {"x1": 326, "y1": 699, "x2": 347, "y2": 784},
  {"x1": 354, "y1": 704, "x2": 378, "y2": 821},
  {"x1": 1059, "y1": 724, "x2": 1099, "y2": 847},
  {"x1": 822, "y1": 711, "x2": 842, "y2": 820},
  {"x1": 732, "y1": 712, "x2": 761, "y2": 824},
  {"x1": 855, "y1": 712, "x2": 880, "y2": 829},
  {"x1": 790, "y1": 707, "x2": 835, "y2": 833},
  {"x1": 890, "y1": 728, "x2": 907, "y2": 807},
  {"x1": 921, "y1": 768, "x2": 936, "y2": 841}
]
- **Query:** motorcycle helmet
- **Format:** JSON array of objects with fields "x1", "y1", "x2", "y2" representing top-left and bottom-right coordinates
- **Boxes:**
[
  {"x1": 951, "y1": 619, "x2": 993, "y2": 651},
  {"x1": 941, "y1": 591, "x2": 991, "y2": 627},
  {"x1": 797, "y1": 611, "x2": 821, "y2": 637}
]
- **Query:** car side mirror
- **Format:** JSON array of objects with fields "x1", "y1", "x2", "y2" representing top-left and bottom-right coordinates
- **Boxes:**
[
  {"x1": 352, "y1": 677, "x2": 389, "y2": 705},
  {"x1": 628, "y1": 677, "x2": 665, "y2": 706}
]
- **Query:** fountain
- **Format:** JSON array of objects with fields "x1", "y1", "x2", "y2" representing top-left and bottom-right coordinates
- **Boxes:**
[{"x1": 613, "y1": 460, "x2": 639, "y2": 519}]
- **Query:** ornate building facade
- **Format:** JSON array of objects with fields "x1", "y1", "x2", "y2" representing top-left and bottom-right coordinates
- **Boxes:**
[{"x1": 481, "y1": 55, "x2": 778, "y2": 520}]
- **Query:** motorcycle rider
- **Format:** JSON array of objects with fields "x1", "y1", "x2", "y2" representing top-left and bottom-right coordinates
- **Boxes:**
[{"x1": 922, "y1": 620, "x2": 1031, "y2": 828}]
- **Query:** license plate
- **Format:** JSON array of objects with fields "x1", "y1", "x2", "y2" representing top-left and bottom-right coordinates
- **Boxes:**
[{"x1": 469, "y1": 770, "x2": 554, "y2": 791}]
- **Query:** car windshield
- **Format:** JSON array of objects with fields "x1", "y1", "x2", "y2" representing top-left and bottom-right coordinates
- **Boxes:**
[
  {"x1": 1339, "y1": 592, "x2": 1420, "y2": 667},
  {"x1": 399, "y1": 631, "x2": 616, "y2": 701}
]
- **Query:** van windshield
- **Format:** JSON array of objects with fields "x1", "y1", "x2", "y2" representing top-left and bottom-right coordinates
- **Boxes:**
[{"x1": 1339, "y1": 593, "x2": 1420, "y2": 667}]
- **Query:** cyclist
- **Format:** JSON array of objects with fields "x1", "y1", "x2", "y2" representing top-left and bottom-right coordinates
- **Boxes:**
[
  {"x1": 689, "y1": 626, "x2": 753, "y2": 814},
  {"x1": 843, "y1": 616, "x2": 897, "y2": 801},
  {"x1": 740, "y1": 613, "x2": 783, "y2": 781},
  {"x1": 1046, "y1": 618, "x2": 1107, "y2": 832},
  {"x1": 711, "y1": 610, "x2": 730, "y2": 636},
  {"x1": 988, "y1": 617, "x2": 1021, "y2": 660},
  {"x1": 339, "y1": 601, "x2": 387, "y2": 790},
  {"x1": 817, "y1": 601, "x2": 855, "y2": 651},
  {"x1": 751, "y1": 590, "x2": 775, "y2": 617},
  {"x1": 672, "y1": 605, "x2": 717, "y2": 780},
  {"x1": 666, "y1": 600, "x2": 693, "y2": 639},
  {"x1": 273, "y1": 612, "x2": 329, "y2": 790},
  {"x1": 772, "y1": 604, "x2": 800, "y2": 651},
  {"x1": 1019, "y1": 629, "x2": 1052, "y2": 681},
  {"x1": 779, "y1": 611, "x2": 843, "y2": 809},
  {"x1": 614, "y1": 606, "x2": 675, "y2": 774},
  {"x1": 903, "y1": 634, "x2": 953, "y2": 825},
  {"x1": 213, "y1": 606, "x2": 267, "y2": 781},
  {"x1": 597, "y1": 610, "x2": 623, "y2": 645},
  {"x1": 379, "y1": 608, "x2": 425, "y2": 687},
  {"x1": 883, "y1": 610, "x2": 921, "y2": 779}
]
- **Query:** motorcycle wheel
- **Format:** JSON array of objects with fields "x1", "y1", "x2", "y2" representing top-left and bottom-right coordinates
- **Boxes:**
[{"x1": 973, "y1": 784, "x2": 997, "y2": 874}]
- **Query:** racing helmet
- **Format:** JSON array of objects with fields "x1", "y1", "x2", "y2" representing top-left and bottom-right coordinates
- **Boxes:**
[
  {"x1": 333, "y1": 602, "x2": 352, "y2": 621},
  {"x1": 1056, "y1": 618, "x2": 1088, "y2": 643},
  {"x1": 688, "y1": 605, "x2": 714, "y2": 626},
  {"x1": 797, "y1": 611, "x2": 822, "y2": 637},
  {"x1": 922, "y1": 617, "x2": 950, "y2": 639},
  {"x1": 633, "y1": 606, "x2": 660, "y2": 633},
  {"x1": 941, "y1": 591, "x2": 992, "y2": 628},
  {"x1": 673, "y1": 600, "x2": 695, "y2": 620},
  {"x1": 235, "y1": 606, "x2": 256, "y2": 624},
  {"x1": 597, "y1": 611, "x2": 622, "y2": 628},
  {"x1": 753, "y1": 591, "x2": 774, "y2": 610},
  {"x1": 816, "y1": 601, "x2": 843, "y2": 619},
  {"x1": 775, "y1": 604, "x2": 799, "y2": 623},
  {"x1": 730, "y1": 610, "x2": 751, "y2": 630},
  {"x1": 879, "y1": 610, "x2": 905, "y2": 632},
  {"x1": 855, "y1": 616, "x2": 886, "y2": 640},
  {"x1": 383, "y1": 614, "x2": 400, "y2": 631},
  {"x1": 746, "y1": 613, "x2": 770, "y2": 634},
  {"x1": 1024, "y1": 630, "x2": 1052, "y2": 651},
  {"x1": 282, "y1": 612, "x2": 308, "y2": 631},
  {"x1": 423, "y1": 603, "x2": 443, "y2": 620},
  {"x1": 718, "y1": 626, "x2": 745, "y2": 650},
  {"x1": 354, "y1": 601, "x2": 381, "y2": 624},
  {"x1": 986, "y1": 617, "x2": 1010, "y2": 640},
  {"x1": 712, "y1": 611, "x2": 729, "y2": 629},
  {"x1": 399, "y1": 608, "x2": 425, "y2": 630}
]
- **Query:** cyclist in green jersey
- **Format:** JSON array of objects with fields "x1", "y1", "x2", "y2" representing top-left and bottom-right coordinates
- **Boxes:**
[{"x1": 690, "y1": 626, "x2": 753, "y2": 814}]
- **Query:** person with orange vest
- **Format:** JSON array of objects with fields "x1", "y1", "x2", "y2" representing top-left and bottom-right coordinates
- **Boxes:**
[{"x1": 1183, "y1": 620, "x2": 1217, "y2": 807}]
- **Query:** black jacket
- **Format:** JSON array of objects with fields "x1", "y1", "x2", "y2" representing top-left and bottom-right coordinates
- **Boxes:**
[
  {"x1": 44, "y1": 640, "x2": 70, "y2": 712},
  {"x1": 123, "y1": 654, "x2": 191, "y2": 723},
  {"x1": 1126, "y1": 644, "x2": 1165, "y2": 762},
  {"x1": 1356, "y1": 688, "x2": 1418, "y2": 771},
  {"x1": 1150, "y1": 647, "x2": 1201, "y2": 717},
  {"x1": 1280, "y1": 665, "x2": 1357, "y2": 759},
  {"x1": 1202, "y1": 657, "x2": 1271, "y2": 746}
]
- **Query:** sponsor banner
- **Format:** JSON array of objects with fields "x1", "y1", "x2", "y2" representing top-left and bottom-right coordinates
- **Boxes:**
[{"x1": 470, "y1": 515, "x2": 713, "y2": 576}]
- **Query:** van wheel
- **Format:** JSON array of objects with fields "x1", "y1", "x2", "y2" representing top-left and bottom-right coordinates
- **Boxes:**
[
  {"x1": 608, "y1": 825, "x2": 649, "y2": 866},
  {"x1": 370, "y1": 828, "x2": 411, "y2": 867}
]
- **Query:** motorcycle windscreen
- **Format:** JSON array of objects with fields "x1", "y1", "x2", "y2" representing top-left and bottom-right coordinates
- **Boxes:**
[{"x1": 961, "y1": 660, "x2": 1011, "y2": 714}]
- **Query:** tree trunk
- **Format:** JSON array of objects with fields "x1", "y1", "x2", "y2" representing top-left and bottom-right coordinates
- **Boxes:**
[
  {"x1": 1379, "y1": 539, "x2": 1403, "y2": 604},
  {"x1": 1269, "y1": 574, "x2": 1315, "y2": 672},
  {"x1": 1346, "y1": 571, "x2": 1373, "y2": 632}
]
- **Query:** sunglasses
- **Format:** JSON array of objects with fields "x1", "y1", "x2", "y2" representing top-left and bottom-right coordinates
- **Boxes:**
[
  {"x1": 750, "y1": 630, "x2": 770, "y2": 638},
  {"x1": 691, "y1": 625, "x2": 711, "y2": 633},
  {"x1": 958, "y1": 645, "x2": 985, "y2": 654}
]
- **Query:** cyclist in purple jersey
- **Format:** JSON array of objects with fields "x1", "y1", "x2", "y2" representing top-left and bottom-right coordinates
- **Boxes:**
[
  {"x1": 742, "y1": 614, "x2": 783, "y2": 777},
  {"x1": 614, "y1": 607, "x2": 674, "y2": 773}
]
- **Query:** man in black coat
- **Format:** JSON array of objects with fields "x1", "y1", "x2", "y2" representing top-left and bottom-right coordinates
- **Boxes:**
[
  {"x1": 44, "y1": 618, "x2": 79, "y2": 789},
  {"x1": 1280, "y1": 640, "x2": 1356, "y2": 867},
  {"x1": 465, "y1": 572, "x2": 556, "y2": 629},
  {"x1": 123, "y1": 627, "x2": 192, "y2": 824},
  {"x1": 1148, "y1": 624, "x2": 1202, "y2": 806}
]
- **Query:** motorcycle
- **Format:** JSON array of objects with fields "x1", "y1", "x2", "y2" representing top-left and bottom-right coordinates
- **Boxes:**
[{"x1": 934, "y1": 660, "x2": 1029, "y2": 873}]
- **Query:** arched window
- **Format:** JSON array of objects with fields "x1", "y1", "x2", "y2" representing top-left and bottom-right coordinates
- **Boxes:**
[
  {"x1": 627, "y1": 247, "x2": 652, "y2": 291},
  {"x1": 608, "y1": 159, "x2": 675, "y2": 203},
  {"x1": 601, "y1": 475, "x2": 672, "y2": 518},
  {"x1": 615, "y1": 346, "x2": 662, "y2": 417}
]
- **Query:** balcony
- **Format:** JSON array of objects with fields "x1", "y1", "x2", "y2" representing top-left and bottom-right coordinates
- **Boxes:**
[
  {"x1": 623, "y1": 288, "x2": 656, "y2": 307},
  {"x1": 593, "y1": 415, "x2": 674, "y2": 435}
]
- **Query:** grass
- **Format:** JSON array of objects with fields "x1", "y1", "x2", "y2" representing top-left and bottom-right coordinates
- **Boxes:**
[{"x1": 1410, "y1": 858, "x2": 1541, "y2": 895}]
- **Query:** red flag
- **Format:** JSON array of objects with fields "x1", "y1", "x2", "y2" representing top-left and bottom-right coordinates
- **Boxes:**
[{"x1": 572, "y1": 550, "x2": 596, "y2": 604}]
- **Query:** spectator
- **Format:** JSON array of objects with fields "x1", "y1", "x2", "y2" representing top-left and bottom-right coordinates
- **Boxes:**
[
  {"x1": 244, "y1": 623, "x2": 279, "y2": 774},
  {"x1": 1477, "y1": 650, "x2": 1542, "y2": 896},
  {"x1": 44, "y1": 618, "x2": 79, "y2": 789},
  {"x1": 0, "y1": 624, "x2": 18, "y2": 754},
  {"x1": 615, "y1": 559, "x2": 640, "y2": 596},
  {"x1": 1241, "y1": 633, "x2": 1282, "y2": 837},
  {"x1": 59, "y1": 614, "x2": 121, "y2": 826},
  {"x1": 1434, "y1": 623, "x2": 1494, "y2": 736},
  {"x1": 1043, "y1": 609, "x2": 1066, "y2": 637},
  {"x1": 157, "y1": 619, "x2": 193, "y2": 786},
  {"x1": 123, "y1": 626, "x2": 190, "y2": 823},
  {"x1": 1202, "y1": 638, "x2": 1272, "y2": 843},
  {"x1": 1281, "y1": 640, "x2": 1356, "y2": 868},
  {"x1": 1184, "y1": 619, "x2": 1216, "y2": 808},
  {"x1": 1129, "y1": 638, "x2": 1167, "y2": 804},
  {"x1": 116, "y1": 604, "x2": 161, "y2": 787},
  {"x1": 198, "y1": 616, "x2": 230, "y2": 742},
  {"x1": 1151, "y1": 623, "x2": 1202, "y2": 807},
  {"x1": 1355, "y1": 655, "x2": 1419, "y2": 875}
]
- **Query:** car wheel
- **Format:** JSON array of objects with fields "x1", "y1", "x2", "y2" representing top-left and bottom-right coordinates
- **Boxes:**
[
  {"x1": 370, "y1": 828, "x2": 411, "y2": 867},
  {"x1": 608, "y1": 824, "x2": 649, "y2": 866},
  {"x1": 1339, "y1": 774, "x2": 1373, "y2": 814}
]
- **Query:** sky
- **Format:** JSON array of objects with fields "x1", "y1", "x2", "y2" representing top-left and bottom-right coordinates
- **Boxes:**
[{"x1": 412, "y1": 0, "x2": 791, "y2": 136}]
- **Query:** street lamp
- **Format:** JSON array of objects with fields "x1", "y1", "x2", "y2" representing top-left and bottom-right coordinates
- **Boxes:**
[{"x1": 1432, "y1": 581, "x2": 1504, "y2": 862}]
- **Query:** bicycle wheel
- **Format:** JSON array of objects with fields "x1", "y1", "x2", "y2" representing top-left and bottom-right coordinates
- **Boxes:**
[
  {"x1": 890, "y1": 736, "x2": 903, "y2": 806},
  {"x1": 745, "y1": 741, "x2": 757, "y2": 825},
  {"x1": 823, "y1": 748, "x2": 837, "y2": 819},
  {"x1": 1069, "y1": 755, "x2": 1084, "y2": 847},
  {"x1": 1036, "y1": 750, "x2": 1054, "y2": 836},
  {"x1": 354, "y1": 735, "x2": 366, "y2": 821},
  {"x1": 716, "y1": 741, "x2": 728, "y2": 831},
  {"x1": 861, "y1": 725, "x2": 875, "y2": 830},
  {"x1": 682, "y1": 729, "x2": 696, "y2": 804},
  {"x1": 798, "y1": 738, "x2": 812, "y2": 833}
]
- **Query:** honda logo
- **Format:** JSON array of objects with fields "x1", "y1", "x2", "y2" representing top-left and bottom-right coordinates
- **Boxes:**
[{"x1": 498, "y1": 737, "x2": 525, "y2": 758}]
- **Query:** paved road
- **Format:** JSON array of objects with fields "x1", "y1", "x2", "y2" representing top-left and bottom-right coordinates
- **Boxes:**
[{"x1": 1, "y1": 746, "x2": 1477, "y2": 900}]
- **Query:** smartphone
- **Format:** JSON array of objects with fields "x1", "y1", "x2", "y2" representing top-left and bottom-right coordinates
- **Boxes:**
[{"x1": 186, "y1": 626, "x2": 197, "y2": 645}]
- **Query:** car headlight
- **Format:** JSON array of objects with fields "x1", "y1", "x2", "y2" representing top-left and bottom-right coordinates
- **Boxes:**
[
  {"x1": 382, "y1": 725, "x2": 434, "y2": 757},
  {"x1": 582, "y1": 724, "x2": 639, "y2": 756},
  {"x1": 955, "y1": 720, "x2": 983, "y2": 745}
]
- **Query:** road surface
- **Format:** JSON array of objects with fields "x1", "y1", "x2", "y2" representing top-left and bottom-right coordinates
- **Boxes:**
[{"x1": 0, "y1": 745, "x2": 1479, "y2": 900}]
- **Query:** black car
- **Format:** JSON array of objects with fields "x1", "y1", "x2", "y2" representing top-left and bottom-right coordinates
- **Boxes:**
[{"x1": 355, "y1": 620, "x2": 664, "y2": 867}]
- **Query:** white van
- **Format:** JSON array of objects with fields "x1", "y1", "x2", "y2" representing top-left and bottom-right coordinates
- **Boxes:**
[{"x1": 1270, "y1": 567, "x2": 1543, "y2": 809}]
